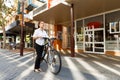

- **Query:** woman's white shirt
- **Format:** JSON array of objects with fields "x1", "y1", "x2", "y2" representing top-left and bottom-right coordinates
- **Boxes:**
[{"x1": 33, "y1": 28, "x2": 48, "y2": 45}]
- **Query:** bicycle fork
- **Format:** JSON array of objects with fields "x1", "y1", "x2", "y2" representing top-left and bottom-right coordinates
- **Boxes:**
[{"x1": 48, "y1": 47, "x2": 54, "y2": 64}]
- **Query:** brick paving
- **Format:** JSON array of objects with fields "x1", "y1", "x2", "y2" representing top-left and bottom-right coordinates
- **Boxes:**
[{"x1": 0, "y1": 49, "x2": 120, "y2": 80}]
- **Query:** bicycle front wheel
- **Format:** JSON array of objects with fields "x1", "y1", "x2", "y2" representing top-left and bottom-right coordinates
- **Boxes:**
[{"x1": 47, "y1": 49, "x2": 62, "y2": 75}]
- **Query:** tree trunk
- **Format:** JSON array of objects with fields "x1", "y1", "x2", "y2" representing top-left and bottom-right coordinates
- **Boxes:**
[{"x1": 2, "y1": 26, "x2": 6, "y2": 49}]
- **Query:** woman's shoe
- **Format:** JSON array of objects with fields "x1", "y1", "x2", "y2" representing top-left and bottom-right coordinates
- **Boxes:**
[
  {"x1": 34, "y1": 69, "x2": 40, "y2": 72},
  {"x1": 38, "y1": 68, "x2": 43, "y2": 72}
]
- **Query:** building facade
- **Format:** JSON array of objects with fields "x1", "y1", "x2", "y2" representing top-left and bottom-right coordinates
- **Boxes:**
[
  {"x1": 2, "y1": 0, "x2": 120, "y2": 56},
  {"x1": 31, "y1": 0, "x2": 120, "y2": 56}
]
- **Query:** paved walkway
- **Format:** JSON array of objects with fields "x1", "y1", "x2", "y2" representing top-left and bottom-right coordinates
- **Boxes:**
[{"x1": 0, "y1": 49, "x2": 120, "y2": 80}]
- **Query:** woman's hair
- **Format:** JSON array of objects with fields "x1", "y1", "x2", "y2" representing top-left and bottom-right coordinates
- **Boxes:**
[
  {"x1": 38, "y1": 21, "x2": 41, "y2": 28},
  {"x1": 38, "y1": 21, "x2": 44, "y2": 28}
]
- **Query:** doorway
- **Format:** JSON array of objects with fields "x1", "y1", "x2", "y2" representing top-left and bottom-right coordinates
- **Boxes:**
[{"x1": 84, "y1": 27, "x2": 105, "y2": 54}]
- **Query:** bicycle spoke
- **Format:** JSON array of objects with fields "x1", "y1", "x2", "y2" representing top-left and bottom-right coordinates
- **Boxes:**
[{"x1": 48, "y1": 50, "x2": 62, "y2": 75}]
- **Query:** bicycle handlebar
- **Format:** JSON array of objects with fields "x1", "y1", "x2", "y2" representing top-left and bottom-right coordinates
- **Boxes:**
[
  {"x1": 42, "y1": 37, "x2": 56, "y2": 46},
  {"x1": 42, "y1": 37, "x2": 56, "y2": 41}
]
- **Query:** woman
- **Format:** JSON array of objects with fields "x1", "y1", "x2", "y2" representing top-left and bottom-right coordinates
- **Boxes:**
[{"x1": 33, "y1": 21, "x2": 49, "y2": 72}]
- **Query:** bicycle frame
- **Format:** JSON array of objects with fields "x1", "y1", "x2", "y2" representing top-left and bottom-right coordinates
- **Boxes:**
[
  {"x1": 41, "y1": 37, "x2": 56, "y2": 62},
  {"x1": 41, "y1": 37, "x2": 62, "y2": 75}
]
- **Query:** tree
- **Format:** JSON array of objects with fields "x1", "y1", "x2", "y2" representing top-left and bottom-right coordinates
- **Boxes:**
[
  {"x1": 0, "y1": 0, "x2": 17, "y2": 49},
  {"x1": 0, "y1": 0, "x2": 7, "y2": 49}
]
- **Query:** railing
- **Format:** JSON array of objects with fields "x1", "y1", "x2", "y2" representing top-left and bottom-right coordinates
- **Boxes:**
[
  {"x1": 106, "y1": 40, "x2": 120, "y2": 50},
  {"x1": 33, "y1": 3, "x2": 47, "y2": 16}
]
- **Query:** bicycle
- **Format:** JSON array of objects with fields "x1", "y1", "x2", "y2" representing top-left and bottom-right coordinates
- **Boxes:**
[{"x1": 40, "y1": 37, "x2": 62, "y2": 75}]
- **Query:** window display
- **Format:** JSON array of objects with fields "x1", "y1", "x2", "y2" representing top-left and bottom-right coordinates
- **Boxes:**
[{"x1": 109, "y1": 21, "x2": 120, "y2": 33}]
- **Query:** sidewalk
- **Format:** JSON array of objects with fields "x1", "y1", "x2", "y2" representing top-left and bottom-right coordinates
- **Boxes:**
[{"x1": 0, "y1": 49, "x2": 120, "y2": 80}]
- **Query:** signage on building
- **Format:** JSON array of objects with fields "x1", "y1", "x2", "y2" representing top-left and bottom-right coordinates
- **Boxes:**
[{"x1": 48, "y1": 0, "x2": 62, "y2": 8}]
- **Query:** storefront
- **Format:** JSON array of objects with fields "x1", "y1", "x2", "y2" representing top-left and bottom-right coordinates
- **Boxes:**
[
  {"x1": 32, "y1": 0, "x2": 120, "y2": 56},
  {"x1": 75, "y1": 9, "x2": 120, "y2": 56}
]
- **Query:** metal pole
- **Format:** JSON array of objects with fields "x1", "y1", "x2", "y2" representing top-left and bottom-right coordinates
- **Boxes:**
[
  {"x1": 20, "y1": 2, "x2": 24, "y2": 56},
  {"x1": 70, "y1": 4, "x2": 75, "y2": 57}
]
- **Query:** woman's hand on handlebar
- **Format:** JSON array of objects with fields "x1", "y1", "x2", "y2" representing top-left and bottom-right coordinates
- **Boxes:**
[{"x1": 42, "y1": 37, "x2": 49, "y2": 40}]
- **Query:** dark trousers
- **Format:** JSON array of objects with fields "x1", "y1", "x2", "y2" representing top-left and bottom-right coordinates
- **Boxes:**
[{"x1": 34, "y1": 43, "x2": 44, "y2": 69}]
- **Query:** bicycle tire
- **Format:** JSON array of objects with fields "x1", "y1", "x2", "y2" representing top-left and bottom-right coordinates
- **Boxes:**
[
  {"x1": 40, "y1": 50, "x2": 46, "y2": 62},
  {"x1": 47, "y1": 49, "x2": 62, "y2": 75}
]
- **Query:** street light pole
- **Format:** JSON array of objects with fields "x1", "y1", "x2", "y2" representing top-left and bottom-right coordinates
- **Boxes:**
[{"x1": 19, "y1": 0, "x2": 25, "y2": 56}]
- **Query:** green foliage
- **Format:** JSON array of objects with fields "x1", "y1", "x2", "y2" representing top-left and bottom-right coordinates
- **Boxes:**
[
  {"x1": 0, "y1": 0, "x2": 17, "y2": 27},
  {"x1": 0, "y1": 0, "x2": 7, "y2": 26},
  {"x1": 0, "y1": 0, "x2": 17, "y2": 49}
]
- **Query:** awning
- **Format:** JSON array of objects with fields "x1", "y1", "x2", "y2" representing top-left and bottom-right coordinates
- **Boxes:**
[
  {"x1": 0, "y1": 21, "x2": 19, "y2": 35},
  {"x1": 5, "y1": 21, "x2": 18, "y2": 31},
  {"x1": 8, "y1": 21, "x2": 35, "y2": 34},
  {"x1": 33, "y1": 2, "x2": 71, "y2": 25},
  {"x1": 0, "y1": 31, "x2": 17, "y2": 36},
  {"x1": 0, "y1": 20, "x2": 35, "y2": 35},
  {"x1": 66, "y1": 0, "x2": 120, "y2": 19},
  {"x1": 33, "y1": 0, "x2": 120, "y2": 26}
]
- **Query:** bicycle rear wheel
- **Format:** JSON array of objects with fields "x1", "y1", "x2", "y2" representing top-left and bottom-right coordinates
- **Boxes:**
[{"x1": 47, "y1": 49, "x2": 62, "y2": 75}]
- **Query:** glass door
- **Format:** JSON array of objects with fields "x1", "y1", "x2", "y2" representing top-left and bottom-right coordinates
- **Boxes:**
[
  {"x1": 84, "y1": 27, "x2": 93, "y2": 52},
  {"x1": 94, "y1": 30, "x2": 104, "y2": 52},
  {"x1": 84, "y1": 27, "x2": 104, "y2": 54}
]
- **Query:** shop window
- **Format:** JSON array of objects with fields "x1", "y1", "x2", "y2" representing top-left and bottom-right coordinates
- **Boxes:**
[
  {"x1": 84, "y1": 15, "x2": 103, "y2": 28},
  {"x1": 105, "y1": 10, "x2": 120, "y2": 41},
  {"x1": 76, "y1": 20, "x2": 84, "y2": 49},
  {"x1": 105, "y1": 10, "x2": 120, "y2": 50},
  {"x1": 76, "y1": 20, "x2": 83, "y2": 42}
]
